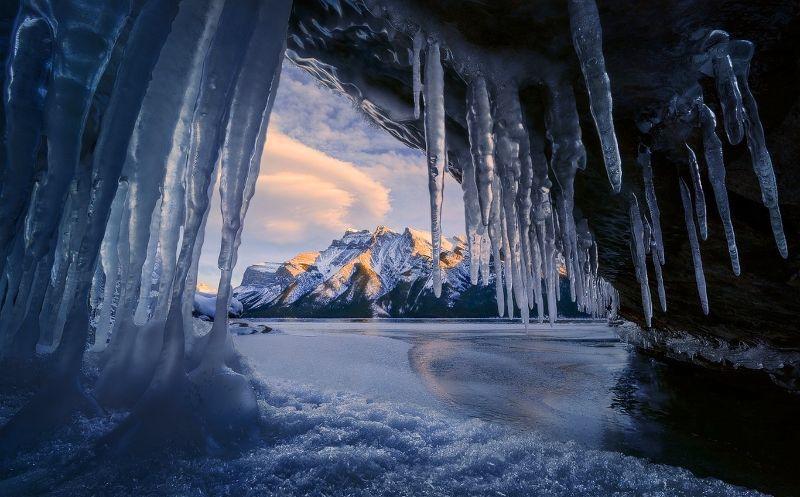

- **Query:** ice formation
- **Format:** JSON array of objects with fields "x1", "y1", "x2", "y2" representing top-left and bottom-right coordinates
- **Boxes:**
[
  {"x1": 679, "y1": 179, "x2": 709, "y2": 315},
  {"x1": 0, "y1": 0, "x2": 788, "y2": 461},
  {"x1": 422, "y1": 39, "x2": 446, "y2": 298}
]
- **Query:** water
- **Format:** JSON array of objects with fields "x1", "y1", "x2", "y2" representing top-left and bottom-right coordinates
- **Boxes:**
[{"x1": 237, "y1": 319, "x2": 800, "y2": 496}]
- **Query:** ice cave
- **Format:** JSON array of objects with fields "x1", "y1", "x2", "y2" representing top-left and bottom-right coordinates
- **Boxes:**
[{"x1": 0, "y1": 0, "x2": 798, "y2": 495}]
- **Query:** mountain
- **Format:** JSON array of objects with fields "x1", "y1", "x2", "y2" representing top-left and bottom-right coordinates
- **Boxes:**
[{"x1": 233, "y1": 226, "x2": 581, "y2": 319}]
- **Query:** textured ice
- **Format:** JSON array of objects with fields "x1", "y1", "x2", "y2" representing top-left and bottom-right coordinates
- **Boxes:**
[{"x1": 1, "y1": 329, "x2": 765, "y2": 497}]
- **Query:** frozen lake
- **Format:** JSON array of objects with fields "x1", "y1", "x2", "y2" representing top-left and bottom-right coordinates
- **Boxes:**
[{"x1": 236, "y1": 319, "x2": 800, "y2": 496}]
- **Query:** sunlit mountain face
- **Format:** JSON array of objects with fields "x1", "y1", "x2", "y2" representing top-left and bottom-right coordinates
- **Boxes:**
[{"x1": 233, "y1": 226, "x2": 579, "y2": 319}]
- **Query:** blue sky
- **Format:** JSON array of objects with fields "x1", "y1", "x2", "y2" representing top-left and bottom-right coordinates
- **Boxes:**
[{"x1": 197, "y1": 60, "x2": 465, "y2": 289}]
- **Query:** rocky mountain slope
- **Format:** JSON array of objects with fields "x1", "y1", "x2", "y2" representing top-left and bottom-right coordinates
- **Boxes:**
[{"x1": 233, "y1": 226, "x2": 578, "y2": 318}]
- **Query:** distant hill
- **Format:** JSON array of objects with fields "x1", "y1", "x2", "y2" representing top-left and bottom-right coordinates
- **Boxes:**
[{"x1": 232, "y1": 226, "x2": 583, "y2": 319}]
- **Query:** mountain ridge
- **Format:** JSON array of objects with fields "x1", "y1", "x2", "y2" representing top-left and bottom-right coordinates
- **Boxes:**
[{"x1": 233, "y1": 226, "x2": 580, "y2": 319}]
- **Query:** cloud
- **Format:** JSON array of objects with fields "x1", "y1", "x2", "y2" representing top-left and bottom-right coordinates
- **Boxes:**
[{"x1": 199, "y1": 130, "x2": 390, "y2": 287}]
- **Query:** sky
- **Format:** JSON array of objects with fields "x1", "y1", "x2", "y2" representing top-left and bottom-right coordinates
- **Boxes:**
[{"x1": 197, "y1": 60, "x2": 465, "y2": 289}]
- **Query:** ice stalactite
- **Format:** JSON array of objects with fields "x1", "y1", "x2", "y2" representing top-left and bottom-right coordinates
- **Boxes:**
[
  {"x1": 466, "y1": 76, "x2": 495, "y2": 227},
  {"x1": 703, "y1": 31, "x2": 744, "y2": 146},
  {"x1": 679, "y1": 178, "x2": 709, "y2": 315},
  {"x1": 422, "y1": 39, "x2": 446, "y2": 298},
  {"x1": 729, "y1": 39, "x2": 787, "y2": 258},
  {"x1": 685, "y1": 144, "x2": 707, "y2": 241},
  {"x1": 698, "y1": 103, "x2": 740, "y2": 275},
  {"x1": 495, "y1": 85, "x2": 529, "y2": 323},
  {"x1": 187, "y1": 0, "x2": 288, "y2": 444},
  {"x1": 545, "y1": 78, "x2": 586, "y2": 308},
  {"x1": 543, "y1": 208, "x2": 558, "y2": 324},
  {"x1": 97, "y1": 1, "x2": 291, "y2": 452},
  {"x1": 637, "y1": 145, "x2": 664, "y2": 265},
  {"x1": 411, "y1": 29, "x2": 423, "y2": 120},
  {"x1": 488, "y1": 176, "x2": 505, "y2": 317},
  {"x1": 478, "y1": 233, "x2": 491, "y2": 286},
  {"x1": 628, "y1": 194, "x2": 652, "y2": 327},
  {"x1": 457, "y1": 148, "x2": 482, "y2": 285},
  {"x1": 651, "y1": 234, "x2": 667, "y2": 313},
  {"x1": 567, "y1": 0, "x2": 622, "y2": 193}
]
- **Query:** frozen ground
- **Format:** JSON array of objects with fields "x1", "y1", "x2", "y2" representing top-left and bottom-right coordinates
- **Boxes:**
[{"x1": 2, "y1": 320, "x2": 795, "y2": 496}]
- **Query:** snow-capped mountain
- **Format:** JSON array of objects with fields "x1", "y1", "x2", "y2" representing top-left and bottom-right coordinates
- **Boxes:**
[{"x1": 233, "y1": 226, "x2": 579, "y2": 318}]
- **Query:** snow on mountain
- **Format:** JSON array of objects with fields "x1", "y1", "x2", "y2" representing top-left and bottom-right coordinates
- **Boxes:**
[
  {"x1": 233, "y1": 226, "x2": 578, "y2": 318},
  {"x1": 233, "y1": 226, "x2": 482, "y2": 317}
]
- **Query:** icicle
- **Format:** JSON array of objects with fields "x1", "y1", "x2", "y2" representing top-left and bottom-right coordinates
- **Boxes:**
[
  {"x1": 567, "y1": 0, "x2": 622, "y2": 193},
  {"x1": 457, "y1": 147, "x2": 482, "y2": 285},
  {"x1": 26, "y1": 1, "x2": 130, "y2": 261},
  {"x1": 479, "y1": 229, "x2": 491, "y2": 286},
  {"x1": 488, "y1": 177, "x2": 505, "y2": 317},
  {"x1": 703, "y1": 31, "x2": 744, "y2": 145},
  {"x1": 628, "y1": 194, "x2": 653, "y2": 327},
  {"x1": 204, "y1": 7, "x2": 287, "y2": 366},
  {"x1": 685, "y1": 144, "x2": 707, "y2": 240},
  {"x1": 412, "y1": 29, "x2": 423, "y2": 120},
  {"x1": 530, "y1": 226, "x2": 544, "y2": 323},
  {"x1": 466, "y1": 76, "x2": 496, "y2": 227},
  {"x1": 93, "y1": 184, "x2": 129, "y2": 351},
  {"x1": 134, "y1": 198, "x2": 163, "y2": 323},
  {"x1": 698, "y1": 103, "x2": 740, "y2": 275},
  {"x1": 495, "y1": 85, "x2": 530, "y2": 323},
  {"x1": 651, "y1": 236, "x2": 667, "y2": 312},
  {"x1": 423, "y1": 39, "x2": 446, "y2": 298},
  {"x1": 679, "y1": 178, "x2": 709, "y2": 315},
  {"x1": 500, "y1": 206, "x2": 515, "y2": 319},
  {"x1": 637, "y1": 145, "x2": 664, "y2": 265},
  {"x1": 544, "y1": 209, "x2": 558, "y2": 324},
  {"x1": 729, "y1": 39, "x2": 787, "y2": 258}
]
